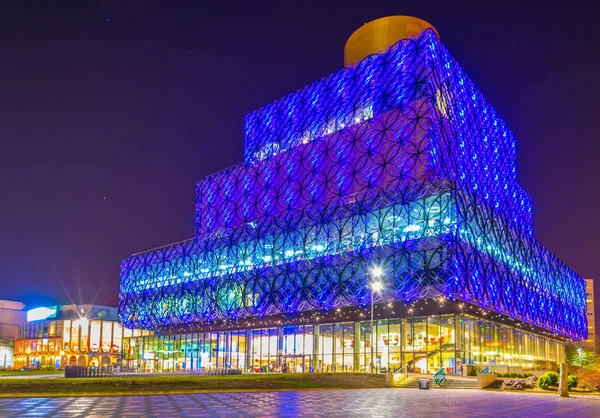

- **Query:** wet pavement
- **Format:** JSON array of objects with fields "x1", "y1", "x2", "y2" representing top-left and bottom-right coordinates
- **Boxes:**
[{"x1": 0, "y1": 388, "x2": 599, "y2": 417}]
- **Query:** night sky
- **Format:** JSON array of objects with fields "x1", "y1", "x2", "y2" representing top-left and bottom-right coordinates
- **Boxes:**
[{"x1": 1, "y1": 1, "x2": 598, "y2": 309}]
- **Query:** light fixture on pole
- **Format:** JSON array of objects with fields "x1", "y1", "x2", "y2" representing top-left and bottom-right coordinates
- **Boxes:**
[{"x1": 369, "y1": 266, "x2": 384, "y2": 375}]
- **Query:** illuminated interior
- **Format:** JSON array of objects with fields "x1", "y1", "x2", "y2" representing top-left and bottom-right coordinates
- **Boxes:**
[{"x1": 122, "y1": 314, "x2": 561, "y2": 373}]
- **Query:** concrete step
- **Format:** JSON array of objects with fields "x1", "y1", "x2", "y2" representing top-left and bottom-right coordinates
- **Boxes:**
[
  {"x1": 395, "y1": 377, "x2": 478, "y2": 389},
  {"x1": 439, "y1": 379, "x2": 478, "y2": 389}
]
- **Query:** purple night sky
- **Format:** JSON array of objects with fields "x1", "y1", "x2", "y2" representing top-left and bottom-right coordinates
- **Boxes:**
[{"x1": 1, "y1": 0, "x2": 598, "y2": 308}]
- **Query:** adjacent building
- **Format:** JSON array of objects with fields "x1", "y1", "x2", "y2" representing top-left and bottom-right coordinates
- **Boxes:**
[
  {"x1": 14, "y1": 304, "x2": 150, "y2": 369},
  {"x1": 118, "y1": 16, "x2": 587, "y2": 374},
  {"x1": 583, "y1": 278, "x2": 598, "y2": 348},
  {"x1": 0, "y1": 300, "x2": 27, "y2": 368}
]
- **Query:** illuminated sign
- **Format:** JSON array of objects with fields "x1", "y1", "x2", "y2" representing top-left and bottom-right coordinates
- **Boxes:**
[{"x1": 27, "y1": 306, "x2": 58, "y2": 322}]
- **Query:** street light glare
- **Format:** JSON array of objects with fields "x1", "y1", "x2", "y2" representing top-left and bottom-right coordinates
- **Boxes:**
[
  {"x1": 371, "y1": 266, "x2": 383, "y2": 278},
  {"x1": 371, "y1": 281, "x2": 383, "y2": 292}
]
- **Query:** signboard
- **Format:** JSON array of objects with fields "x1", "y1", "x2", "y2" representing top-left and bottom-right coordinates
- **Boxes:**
[{"x1": 27, "y1": 306, "x2": 58, "y2": 322}]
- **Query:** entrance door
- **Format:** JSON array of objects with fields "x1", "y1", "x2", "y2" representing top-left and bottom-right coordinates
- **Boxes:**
[{"x1": 283, "y1": 355, "x2": 312, "y2": 373}]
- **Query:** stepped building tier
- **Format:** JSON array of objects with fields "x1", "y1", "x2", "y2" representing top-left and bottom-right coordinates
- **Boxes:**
[{"x1": 118, "y1": 17, "x2": 586, "y2": 374}]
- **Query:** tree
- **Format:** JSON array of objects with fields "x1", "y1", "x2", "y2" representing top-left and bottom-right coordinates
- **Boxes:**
[{"x1": 567, "y1": 347, "x2": 598, "y2": 370}]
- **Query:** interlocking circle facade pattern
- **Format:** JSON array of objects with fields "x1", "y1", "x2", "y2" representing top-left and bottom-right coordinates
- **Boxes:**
[{"x1": 120, "y1": 29, "x2": 586, "y2": 340}]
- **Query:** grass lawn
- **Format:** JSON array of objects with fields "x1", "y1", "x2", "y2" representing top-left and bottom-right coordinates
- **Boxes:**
[
  {"x1": 0, "y1": 373, "x2": 388, "y2": 395},
  {"x1": 0, "y1": 370, "x2": 64, "y2": 376}
]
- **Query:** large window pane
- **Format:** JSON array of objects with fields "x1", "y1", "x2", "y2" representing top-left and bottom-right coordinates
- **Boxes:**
[
  {"x1": 113, "y1": 323, "x2": 123, "y2": 355},
  {"x1": 101, "y1": 322, "x2": 113, "y2": 354},
  {"x1": 90, "y1": 321, "x2": 101, "y2": 352}
]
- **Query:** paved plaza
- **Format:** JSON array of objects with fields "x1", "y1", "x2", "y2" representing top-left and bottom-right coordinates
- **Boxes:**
[{"x1": 1, "y1": 389, "x2": 599, "y2": 417}]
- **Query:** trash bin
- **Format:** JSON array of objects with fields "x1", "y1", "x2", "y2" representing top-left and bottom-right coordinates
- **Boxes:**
[{"x1": 418, "y1": 378, "x2": 430, "y2": 390}]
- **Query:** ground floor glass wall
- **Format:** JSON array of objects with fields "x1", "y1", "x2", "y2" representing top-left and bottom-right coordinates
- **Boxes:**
[{"x1": 122, "y1": 314, "x2": 562, "y2": 374}]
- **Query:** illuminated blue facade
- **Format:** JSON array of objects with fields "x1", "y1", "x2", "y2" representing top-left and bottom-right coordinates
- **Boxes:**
[{"x1": 120, "y1": 29, "x2": 586, "y2": 342}]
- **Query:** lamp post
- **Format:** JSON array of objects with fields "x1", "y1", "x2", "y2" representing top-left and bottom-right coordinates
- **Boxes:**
[{"x1": 369, "y1": 266, "x2": 383, "y2": 375}]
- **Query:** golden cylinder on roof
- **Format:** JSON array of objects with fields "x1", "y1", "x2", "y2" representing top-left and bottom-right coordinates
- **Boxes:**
[{"x1": 344, "y1": 16, "x2": 439, "y2": 67}]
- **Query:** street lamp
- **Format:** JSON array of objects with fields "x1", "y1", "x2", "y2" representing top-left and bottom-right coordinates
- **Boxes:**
[{"x1": 369, "y1": 266, "x2": 384, "y2": 375}]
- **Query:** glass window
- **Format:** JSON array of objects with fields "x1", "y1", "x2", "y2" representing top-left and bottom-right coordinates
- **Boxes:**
[
  {"x1": 283, "y1": 326, "x2": 297, "y2": 355},
  {"x1": 387, "y1": 319, "x2": 401, "y2": 373},
  {"x1": 199, "y1": 334, "x2": 210, "y2": 369},
  {"x1": 412, "y1": 318, "x2": 427, "y2": 352},
  {"x1": 218, "y1": 332, "x2": 227, "y2": 369},
  {"x1": 318, "y1": 324, "x2": 334, "y2": 373},
  {"x1": 55, "y1": 321, "x2": 63, "y2": 338},
  {"x1": 267, "y1": 328, "x2": 278, "y2": 372},
  {"x1": 173, "y1": 334, "x2": 184, "y2": 371},
  {"x1": 90, "y1": 321, "x2": 101, "y2": 352},
  {"x1": 70, "y1": 321, "x2": 79, "y2": 351},
  {"x1": 402, "y1": 318, "x2": 413, "y2": 352},
  {"x1": 238, "y1": 331, "x2": 247, "y2": 370},
  {"x1": 80, "y1": 320, "x2": 89, "y2": 351},
  {"x1": 439, "y1": 315, "x2": 456, "y2": 373},
  {"x1": 334, "y1": 323, "x2": 344, "y2": 372},
  {"x1": 101, "y1": 322, "x2": 113, "y2": 353},
  {"x1": 376, "y1": 320, "x2": 388, "y2": 373},
  {"x1": 304, "y1": 325, "x2": 314, "y2": 356},
  {"x1": 113, "y1": 323, "x2": 123, "y2": 355},
  {"x1": 230, "y1": 332, "x2": 239, "y2": 369}
]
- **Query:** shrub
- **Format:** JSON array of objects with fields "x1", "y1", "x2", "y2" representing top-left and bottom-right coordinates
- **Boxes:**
[
  {"x1": 469, "y1": 366, "x2": 479, "y2": 376},
  {"x1": 537, "y1": 375, "x2": 551, "y2": 389},
  {"x1": 525, "y1": 375, "x2": 537, "y2": 387},
  {"x1": 501, "y1": 379, "x2": 525, "y2": 390},
  {"x1": 537, "y1": 371, "x2": 559, "y2": 389},
  {"x1": 568, "y1": 375, "x2": 578, "y2": 389},
  {"x1": 496, "y1": 372, "x2": 533, "y2": 378},
  {"x1": 500, "y1": 373, "x2": 538, "y2": 390},
  {"x1": 546, "y1": 371, "x2": 559, "y2": 386},
  {"x1": 501, "y1": 378, "x2": 536, "y2": 390}
]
